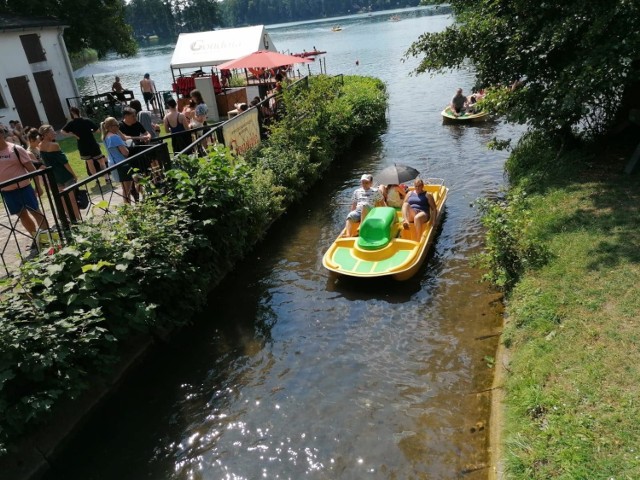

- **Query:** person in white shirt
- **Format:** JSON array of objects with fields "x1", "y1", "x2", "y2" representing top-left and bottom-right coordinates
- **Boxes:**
[{"x1": 344, "y1": 174, "x2": 385, "y2": 237}]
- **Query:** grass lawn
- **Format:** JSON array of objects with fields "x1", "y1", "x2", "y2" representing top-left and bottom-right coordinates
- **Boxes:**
[{"x1": 501, "y1": 153, "x2": 640, "y2": 478}]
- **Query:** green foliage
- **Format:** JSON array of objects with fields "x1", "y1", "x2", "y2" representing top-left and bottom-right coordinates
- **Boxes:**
[
  {"x1": 0, "y1": 0, "x2": 137, "y2": 57},
  {"x1": 0, "y1": 197, "x2": 200, "y2": 452},
  {"x1": 406, "y1": 0, "x2": 640, "y2": 141},
  {"x1": 476, "y1": 190, "x2": 550, "y2": 291},
  {"x1": 125, "y1": 0, "x2": 222, "y2": 39},
  {"x1": 69, "y1": 48, "x2": 98, "y2": 70},
  {"x1": 220, "y1": 0, "x2": 422, "y2": 26},
  {"x1": 247, "y1": 75, "x2": 387, "y2": 204},
  {"x1": 0, "y1": 74, "x2": 388, "y2": 454}
]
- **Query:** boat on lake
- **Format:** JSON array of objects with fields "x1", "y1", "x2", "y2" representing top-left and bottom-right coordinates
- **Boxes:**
[
  {"x1": 441, "y1": 106, "x2": 489, "y2": 123},
  {"x1": 389, "y1": 15, "x2": 401, "y2": 21},
  {"x1": 331, "y1": 25, "x2": 343, "y2": 32},
  {"x1": 322, "y1": 179, "x2": 448, "y2": 281},
  {"x1": 294, "y1": 49, "x2": 327, "y2": 58}
]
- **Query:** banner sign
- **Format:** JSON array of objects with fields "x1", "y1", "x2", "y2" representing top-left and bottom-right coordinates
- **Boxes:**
[{"x1": 222, "y1": 109, "x2": 261, "y2": 155}]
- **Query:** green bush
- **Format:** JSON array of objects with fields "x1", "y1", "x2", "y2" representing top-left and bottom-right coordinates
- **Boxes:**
[
  {"x1": 0, "y1": 197, "x2": 200, "y2": 453},
  {"x1": 476, "y1": 191, "x2": 550, "y2": 291},
  {"x1": 0, "y1": 74, "x2": 388, "y2": 454}
]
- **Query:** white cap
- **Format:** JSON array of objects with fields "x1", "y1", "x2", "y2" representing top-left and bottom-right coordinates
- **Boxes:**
[{"x1": 360, "y1": 174, "x2": 373, "y2": 182}]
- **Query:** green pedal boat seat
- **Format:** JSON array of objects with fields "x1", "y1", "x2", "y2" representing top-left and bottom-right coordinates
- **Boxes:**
[{"x1": 357, "y1": 207, "x2": 396, "y2": 250}]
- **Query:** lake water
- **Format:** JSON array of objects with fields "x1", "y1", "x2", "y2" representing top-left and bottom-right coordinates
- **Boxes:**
[{"x1": 53, "y1": 7, "x2": 523, "y2": 479}]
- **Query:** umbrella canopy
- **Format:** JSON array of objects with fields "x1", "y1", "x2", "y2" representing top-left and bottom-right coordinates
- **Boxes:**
[
  {"x1": 216, "y1": 50, "x2": 313, "y2": 70},
  {"x1": 375, "y1": 164, "x2": 420, "y2": 185}
]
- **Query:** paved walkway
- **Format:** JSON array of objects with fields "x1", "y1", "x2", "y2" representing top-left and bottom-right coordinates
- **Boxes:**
[{"x1": 0, "y1": 178, "x2": 128, "y2": 279}]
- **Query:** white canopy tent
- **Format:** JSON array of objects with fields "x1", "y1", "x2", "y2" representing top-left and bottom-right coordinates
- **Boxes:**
[{"x1": 170, "y1": 25, "x2": 277, "y2": 69}]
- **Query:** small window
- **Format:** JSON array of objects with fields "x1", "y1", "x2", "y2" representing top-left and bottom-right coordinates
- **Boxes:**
[{"x1": 20, "y1": 34, "x2": 46, "y2": 63}]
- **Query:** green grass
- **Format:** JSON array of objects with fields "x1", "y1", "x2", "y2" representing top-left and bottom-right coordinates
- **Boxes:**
[{"x1": 501, "y1": 151, "x2": 640, "y2": 478}]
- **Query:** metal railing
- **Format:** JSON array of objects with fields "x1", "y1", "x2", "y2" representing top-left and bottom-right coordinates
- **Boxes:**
[
  {"x1": 0, "y1": 167, "x2": 66, "y2": 278},
  {"x1": 57, "y1": 142, "x2": 172, "y2": 227},
  {"x1": 2, "y1": 76, "x2": 316, "y2": 278}
]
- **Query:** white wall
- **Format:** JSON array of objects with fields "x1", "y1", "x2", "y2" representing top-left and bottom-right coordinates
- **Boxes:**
[{"x1": 0, "y1": 26, "x2": 78, "y2": 125}]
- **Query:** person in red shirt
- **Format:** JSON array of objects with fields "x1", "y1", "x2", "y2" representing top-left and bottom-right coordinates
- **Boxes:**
[{"x1": 0, "y1": 128, "x2": 48, "y2": 236}]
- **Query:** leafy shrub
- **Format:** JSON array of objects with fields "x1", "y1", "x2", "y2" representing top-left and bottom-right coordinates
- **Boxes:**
[
  {"x1": 248, "y1": 75, "x2": 388, "y2": 199},
  {"x1": 0, "y1": 74, "x2": 388, "y2": 454},
  {"x1": 0, "y1": 197, "x2": 201, "y2": 453},
  {"x1": 476, "y1": 191, "x2": 550, "y2": 291}
]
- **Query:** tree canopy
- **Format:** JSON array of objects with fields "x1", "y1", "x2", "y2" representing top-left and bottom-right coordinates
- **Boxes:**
[
  {"x1": 221, "y1": 0, "x2": 421, "y2": 27},
  {"x1": 407, "y1": 0, "x2": 640, "y2": 140},
  {"x1": 125, "y1": 0, "x2": 222, "y2": 40},
  {"x1": 0, "y1": 0, "x2": 137, "y2": 57}
]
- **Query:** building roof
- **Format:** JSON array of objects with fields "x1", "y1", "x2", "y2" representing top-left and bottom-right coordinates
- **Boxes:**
[
  {"x1": 0, "y1": 14, "x2": 65, "y2": 32},
  {"x1": 170, "y1": 25, "x2": 276, "y2": 69}
]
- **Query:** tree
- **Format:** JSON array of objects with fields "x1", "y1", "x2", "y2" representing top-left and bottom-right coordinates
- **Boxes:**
[
  {"x1": 406, "y1": 0, "x2": 640, "y2": 141},
  {"x1": 126, "y1": 0, "x2": 176, "y2": 39},
  {"x1": 0, "y1": 0, "x2": 137, "y2": 57}
]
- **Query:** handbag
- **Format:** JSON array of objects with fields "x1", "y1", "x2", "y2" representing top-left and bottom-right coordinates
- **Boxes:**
[{"x1": 75, "y1": 188, "x2": 89, "y2": 209}]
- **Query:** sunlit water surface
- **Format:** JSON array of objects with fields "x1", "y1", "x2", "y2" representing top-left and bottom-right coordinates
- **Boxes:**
[{"x1": 52, "y1": 7, "x2": 523, "y2": 480}]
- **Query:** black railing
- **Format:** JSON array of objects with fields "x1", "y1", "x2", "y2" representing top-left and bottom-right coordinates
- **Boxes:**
[
  {"x1": 0, "y1": 167, "x2": 65, "y2": 278},
  {"x1": 57, "y1": 142, "x2": 172, "y2": 228},
  {"x1": 65, "y1": 90, "x2": 174, "y2": 124}
]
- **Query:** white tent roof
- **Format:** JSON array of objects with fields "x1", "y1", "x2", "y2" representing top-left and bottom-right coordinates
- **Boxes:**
[{"x1": 170, "y1": 25, "x2": 277, "y2": 69}]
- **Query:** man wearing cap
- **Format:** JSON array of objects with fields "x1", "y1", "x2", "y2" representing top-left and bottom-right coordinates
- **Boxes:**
[{"x1": 344, "y1": 173, "x2": 385, "y2": 237}]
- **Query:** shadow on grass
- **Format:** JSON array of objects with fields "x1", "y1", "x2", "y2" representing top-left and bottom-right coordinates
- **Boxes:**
[{"x1": 518, "y1": 142, "x2": 640, "y2": 272}]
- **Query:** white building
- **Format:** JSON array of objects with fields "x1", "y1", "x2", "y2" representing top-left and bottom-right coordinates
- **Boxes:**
[{"x1": 0, "y1": 14, "x2": 78, "y2": 129}]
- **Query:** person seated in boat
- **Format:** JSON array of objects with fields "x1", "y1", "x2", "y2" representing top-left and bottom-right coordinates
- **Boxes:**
[
  {"x1": 379, "y1": 183, "x2": 406, "y2": 208},
  {"x1": 466, "y1": 88, "x2": 486, "y2": 113},
  {"x1": 450, "y1": 87, "x2": 468, "y2": 116},
  {"x1": 402, "y1": 178, "x2": 437, "y2": 241},
  {"x1": 344, "y1": 174, "x2": 385, "y2": 237},
  {"x1": 467, "y1": 93, "x2": 478, "y2": 113}
]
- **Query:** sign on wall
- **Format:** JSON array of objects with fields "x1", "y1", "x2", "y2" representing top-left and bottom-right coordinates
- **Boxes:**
[{"x1": 222, "y1": 109, "x2": 261, "y2": 156}]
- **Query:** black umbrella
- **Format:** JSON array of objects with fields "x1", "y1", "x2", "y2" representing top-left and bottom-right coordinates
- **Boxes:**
[{"x1": 375, "y1": 164, "x2": 420, "y2": 185}]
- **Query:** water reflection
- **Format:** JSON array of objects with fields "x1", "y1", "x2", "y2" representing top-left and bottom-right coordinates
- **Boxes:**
[{"x1": 47, "y1": 8, "x2": 523, "y2": 480}]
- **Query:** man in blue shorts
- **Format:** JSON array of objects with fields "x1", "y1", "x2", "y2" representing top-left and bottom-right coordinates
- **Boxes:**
[{"x1": 0, "y1": 131, "x2": 48, "y2": 238}]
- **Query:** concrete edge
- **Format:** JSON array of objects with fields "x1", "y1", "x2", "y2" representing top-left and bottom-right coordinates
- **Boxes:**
[{"x1": 488, "y1": 317, "x2": 510, "y2": 480}]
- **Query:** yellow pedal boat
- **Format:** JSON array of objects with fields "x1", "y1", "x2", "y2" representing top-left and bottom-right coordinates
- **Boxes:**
[
  {"x1": 441, "y1": 105, "x2": 489, "y2": 123},
  {"x1": 322, "y1": 179, "x2": 448, "y2": 281}
]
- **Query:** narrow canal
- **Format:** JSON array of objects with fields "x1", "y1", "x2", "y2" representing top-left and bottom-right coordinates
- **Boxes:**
[{"x1": 50, "y1": 8, "x2": 523, "y2": 479}]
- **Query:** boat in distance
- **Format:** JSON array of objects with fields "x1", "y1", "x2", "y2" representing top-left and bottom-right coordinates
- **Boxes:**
[
  {"x1": 322, "y1": 179, "x2": 448, "y2": 281},
  {"x1": 441, "y1": 106, "x2": 489, "y2": 123}
]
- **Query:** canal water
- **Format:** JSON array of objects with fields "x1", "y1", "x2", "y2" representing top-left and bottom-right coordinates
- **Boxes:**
[{"x1": 52, "y1": 7, "x2": 523, "y2": 480}]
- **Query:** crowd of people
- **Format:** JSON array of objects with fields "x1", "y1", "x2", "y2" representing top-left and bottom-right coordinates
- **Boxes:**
[
  {"x1": 1, "y1": 71, "x2": 286, "y2": 251},
  {"x1": 344, "y1": 174, "x2": 436, "y2": 241}
]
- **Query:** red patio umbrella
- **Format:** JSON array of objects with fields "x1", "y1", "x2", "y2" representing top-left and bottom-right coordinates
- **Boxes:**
[{"x1": 216, "y1": 50, "x2": 313, "y2": 70}]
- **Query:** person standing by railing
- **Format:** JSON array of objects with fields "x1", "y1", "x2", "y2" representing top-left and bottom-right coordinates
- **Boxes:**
[
  {"x1": 61, "y1": 107, "x2": 108, "y2": 179},
  {"x1": 163, "y1": 98, "x2": 191, "y2": 154},
  {"x1": 0, "y1": 128, "x2": 49, "y2": 239},
  {"x1": 39, "y1": 125, "x2": 80, "y2": 221},
  {"x1": 101, "y1": 117, "x2": 133, "y2": 204}
]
